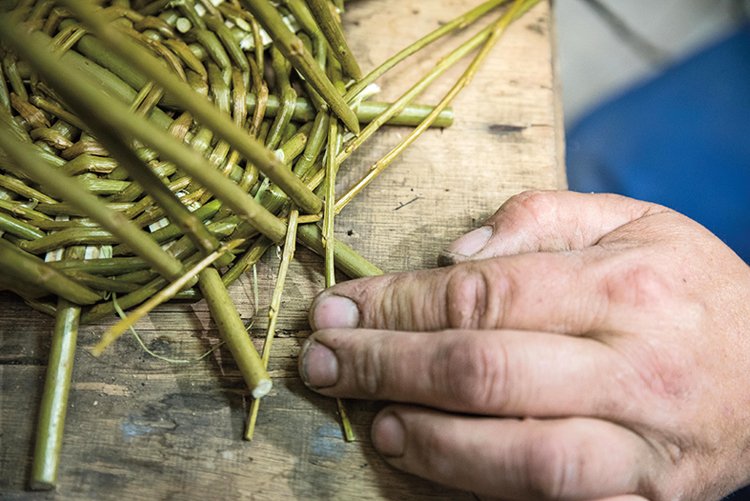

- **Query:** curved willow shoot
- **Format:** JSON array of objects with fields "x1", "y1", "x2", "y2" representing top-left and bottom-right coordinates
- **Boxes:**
[{"x1": 345, "y1": 0, "x2": 510, "y2": 101}]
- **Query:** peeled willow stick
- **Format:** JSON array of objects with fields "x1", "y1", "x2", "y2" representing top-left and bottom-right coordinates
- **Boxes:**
[
  {"x1": 0, "y1": 119, "x2": 186, "y2": 282},
  {"x1": 245, "y1": 210, "x2": 299, "y2": 441},
  {"x1": 30, "y1": 299, "x2": 80, "y2": 491},
  {"x1": 59, "y1": 0, "x2": 323, "y2": 215},
  {"x1": 199, "y1": 267, "x2": 272, "y2": 399},
  {"x1": 305, "y1": 0, "x2": 362, "y2": 79},
  {"x1": 337, "y1": 0, "x2": 536, "y2": 211},
  {"x1": 238, "y1": 0, "x2": 360, "y2": 134},
  {"x1": 92, "y1": 240, "x2": 243, "y2": 356}
]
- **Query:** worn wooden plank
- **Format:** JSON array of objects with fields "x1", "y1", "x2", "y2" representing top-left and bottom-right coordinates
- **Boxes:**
[{"x1": 0, "y1": 1, "x2": 563, "y2": 498}]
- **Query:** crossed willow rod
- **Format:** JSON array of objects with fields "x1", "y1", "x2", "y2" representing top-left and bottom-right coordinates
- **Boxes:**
[
  {"x1": 0, "y1": 20, "x2": 289, "y2": 242},
  {"x1": 61, "y1": 0, "x2": 323, "y2": 216},
  {"x1": 0, "y1": 116, "x2": 187, "y2": 283},
  {"x1": 0, "y1": 13, "x2": 382, "y2": 312}
]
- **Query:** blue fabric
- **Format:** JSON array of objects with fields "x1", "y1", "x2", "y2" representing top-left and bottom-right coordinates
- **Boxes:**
[{"x1": 567, "y1": 24, "x2": 750, "y2": 263}]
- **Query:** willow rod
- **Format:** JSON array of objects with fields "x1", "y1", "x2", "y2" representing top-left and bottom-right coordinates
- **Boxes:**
[
  {"x1": 238, "y1": 0, "x2": 360, "y2": 134},
  {"x1": 198, "y1": 268, "x2": 271, "y2": 399},
  {"x1": 30, "y1": 299, "x2": 80, "y2": 491},
  {"x1": 245, "y1": 210, "x2": 299, "y2": 441},
  {"x1": 305, "y1": 0, "x2": 362, "y2": 79},
  {"x1": 59, "y1": 0, "x2": 323, "y2": 215}
]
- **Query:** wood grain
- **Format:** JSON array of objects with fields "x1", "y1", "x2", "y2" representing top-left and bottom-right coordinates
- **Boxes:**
[{"x1": 0, "y1": 1, "x2": 564, "y2": 498}]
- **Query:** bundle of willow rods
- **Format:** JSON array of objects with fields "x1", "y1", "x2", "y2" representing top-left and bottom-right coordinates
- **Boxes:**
[{"x1": 0, "y1": 0, "x2": 538, "y2": 490}]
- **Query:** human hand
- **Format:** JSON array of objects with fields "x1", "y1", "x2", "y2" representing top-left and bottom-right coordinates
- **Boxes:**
[{"x1": 299, "y1": 191, "x2": 750, "y2": 501}]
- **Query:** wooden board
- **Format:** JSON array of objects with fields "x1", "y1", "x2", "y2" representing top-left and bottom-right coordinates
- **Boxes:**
[{"x1": 0, "y1": 1, "x2": 564, "y2": 499}]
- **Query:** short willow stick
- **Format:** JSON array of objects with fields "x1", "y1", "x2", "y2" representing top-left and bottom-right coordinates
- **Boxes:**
[
  {"x1": 305, "y1": 0, "x2": 362, "y2": 79},
  {"x1": 199, "y1": 267, "x2": 272, "y2": 399},
  {"x1": 245, "y1": 210, "x2": 299, "y2": 441},
  {"x1": 92, "y1": 240, "x2": 243, "y2": 356},
  {"x1": 239, "y1": 0, "x2": 360, "y2": 133},
  {"x1": 58, "y1": 0, "x2": 323, "y2": 215},
  {"x1": 30, "y1": 299, "x2": 80, "y2": 491},
  {"x1": 336, "y1": 0, "x2": 538, "y2": 212},
  {"x1": 0, "y1": 118, "x2": 185, "y2": 282}
]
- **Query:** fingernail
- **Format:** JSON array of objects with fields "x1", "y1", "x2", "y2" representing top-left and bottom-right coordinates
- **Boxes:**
[
  {"x1": 310, "y1": 294, "x2": 360, "y2": 330},
  {"x1": 372, "y1": 412, "x2": 405, "y2": 458},
  {"x1": 440, "y1": 226, "x2": 493, "y2": 265},
  {"x1": 299, "y1": 339, "x2": 339, "y2": 388}
]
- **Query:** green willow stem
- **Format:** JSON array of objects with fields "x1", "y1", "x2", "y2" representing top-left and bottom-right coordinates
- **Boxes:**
[
  {"x1": 47, "y1": 257, "x2": 148, "y2": 275},
  {"x1": 239, "y1": 0, "x2": 360, "y2": 133},
  {"x1": 198, "y1": 267, "x2": 272, "y2": 399},
  {"x1": 221, "y1": 237, "x2": 273, "y2": 287},
  {"x1": 305, "y1": 0, "x2": 362, "y2": 79},
  {"x1": 0, "y1": 211, "x2": 45, "y2": 240},
  {"x1": 30, "y1": 299, "x2": 80, "y2": 491},
  {"x1": 345, "y1": 0, "x2": 509, "y2": 101},
  {"x1": 0, "y1": 121, "x2": 186, "y2": 281},
  {"x1": 246, "y1": 94, "x2": 454, "y2": 128},
  {"x1": 245, "y1": 210, "x2": 299, "y2": 441},
  {"x1": 0, "y1": 239, "x2": 99, "y2": 305},
  {"x1": 265, "y1": 46, "x2": 297, "y2": 150},
  {"x1": 337, "y1": 0, "x2": 536, "y2": 212},
  {"x1": 0, "y1": 172, "x2": 58, "y2": 204},
  {"x1": 297, "y1": 223, "x2": 382, "y2": 278},
  {"x1": 59, "y1": 0, "x2": 323, "y2": 215}
]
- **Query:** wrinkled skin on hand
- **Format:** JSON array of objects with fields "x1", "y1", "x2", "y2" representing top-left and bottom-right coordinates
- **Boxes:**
[{"x1": 298, "y1": 191, "x2": 750, "y2": 501}]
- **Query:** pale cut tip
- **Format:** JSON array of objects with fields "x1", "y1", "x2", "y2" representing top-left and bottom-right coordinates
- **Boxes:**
[{"x1": 251, "y1": 379, "x2": 273, "y2": 399}]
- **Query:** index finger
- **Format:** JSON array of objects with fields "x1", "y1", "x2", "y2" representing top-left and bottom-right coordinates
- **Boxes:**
[{"x1": 310, "y1": 250, "x2": 624, "y2": 335}]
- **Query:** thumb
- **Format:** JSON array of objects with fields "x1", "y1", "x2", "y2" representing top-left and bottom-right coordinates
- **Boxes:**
[{"x1": 439, "y1": 190, "x2": 663, "y2": 265}]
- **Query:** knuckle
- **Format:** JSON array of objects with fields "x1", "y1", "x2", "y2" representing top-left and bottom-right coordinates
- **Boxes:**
[
  {"x1": 445, "y1": 264, "x2": 506, "y2": 329},
  {"x1": 503, "y1": 190, "x2": 556, "y2": 225},
  {"x1": 434, "y1": 338, "x2": 509, "y2": 411},
  {"x1": 352, "y1": 339, "x2": 385, "y2": 397},
  {"x1": 603, "y1": 263, "x2": 671, "y2": 309},
  {"x1": 524, "y1": 432, "x2": 577, "y2": 500}
]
